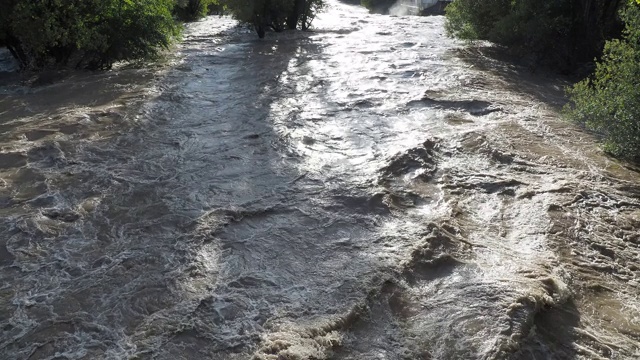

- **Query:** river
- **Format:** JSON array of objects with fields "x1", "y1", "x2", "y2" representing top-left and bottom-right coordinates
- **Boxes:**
[{"x1": 1, "y1": 2, "x2": 640, "y2": 359}]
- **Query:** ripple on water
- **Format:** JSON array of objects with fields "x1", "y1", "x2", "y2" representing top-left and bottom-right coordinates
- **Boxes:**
[{"x1": 1, "y1": 1, "x2": 640, "y2": 359}]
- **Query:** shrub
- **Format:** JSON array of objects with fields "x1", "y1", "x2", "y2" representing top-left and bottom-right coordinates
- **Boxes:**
[
  {"x1": 221, "y1": 0, "x2": 324, "y2": 37},
  {"x1": 297, "y1": 0, "x2": 325, "y2": 30},
  {"x1": 1, "y1": 0, "x2": 180, "y2": 70},
  {"x1": 361, "y1": 0, "x2": 397, "y2": 14},
  {"x1": 565, "y1": 2, "x2": 640, "y2": 159},
  {"x1": 1, "y1": 0, "x2": 27, "y2": 65},
  {"x1": 445, "y1": 0, "x2": 623, "y2": 70},
  {"x1": 174, "y1": 0, "x2": 222, "y2": 22},
  {"x1": 445, "y1": 0, "x2": 510, "y2": 39}
]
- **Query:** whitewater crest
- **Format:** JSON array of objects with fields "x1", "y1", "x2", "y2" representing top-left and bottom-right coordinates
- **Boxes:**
[{"x1": 1, "y1": 1, "x2": 640, "y2": 359}]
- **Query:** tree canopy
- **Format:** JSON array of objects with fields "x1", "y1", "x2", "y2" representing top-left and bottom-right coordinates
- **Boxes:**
[
  {"x1": 0, "y1": 0, "x2": 324, "y2": 68},
  {"x1": 174, "y1": 0, "x2": 223, "y2": 22},
  {"x1": 446, "y1": 0, "x2": 640, "y2": 159},
  {"x1": 0, "y1": 0, "x2": 180, "y2": 70},
  {"x1": 445, "y1": 0, "x2": 624, "y2": 71},
  {"x1": 221, "y1": 0, "x2": 324, "y2": 37},
  {"x1": 564, "y1": 1, "x2": 640, "y2": 159}
]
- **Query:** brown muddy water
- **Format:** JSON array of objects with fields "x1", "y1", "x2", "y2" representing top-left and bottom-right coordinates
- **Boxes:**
[{"x1": 1, "y1": 2, "x2": 640, "y2": 359}]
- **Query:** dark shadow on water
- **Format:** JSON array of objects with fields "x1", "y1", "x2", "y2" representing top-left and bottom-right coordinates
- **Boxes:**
[
  {"x1": 0, "y1": 22, "x2": 389, "y2": 359},
  {"x1": 0, "y1": 21, "x2": 232, "y2": 126},
  {"x1": 454, "y1": 46, "x2": 640, "y2": 170},
  {"x1": 0, "y1": 66, "x2": 162, "y2": 122},
  {"x1": 511, "y1": 299, "x2": 581, "y2": 360},
  {"x1": 452, "y1": 45, "x2": 573, "y2": 111}
]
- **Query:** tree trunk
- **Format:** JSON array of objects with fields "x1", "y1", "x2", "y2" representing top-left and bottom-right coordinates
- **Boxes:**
[
  {"x1": 5, "y1": 34, "x2": 28, "y2": 69},
  {"x1": 287, "y1": 0, "x2": 305, "y2": 29}
]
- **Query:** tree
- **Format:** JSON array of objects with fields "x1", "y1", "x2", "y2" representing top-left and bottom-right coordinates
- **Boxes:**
[
  {"x1": 174, "y1": 0, "x2": 222, "y2": 22},
  {"x1": 565, "y1": 1, "x2": 640, "y2": 159},
  {"x1": 445, "y1": 0, "x2": 624, "y2": 71},
  {"x1": 0, "y1": 0, "x2": 28, "y2": 66},
  {"x1": 221, "y1": 0, "x2": 324, "y2": 37},
  {"x1": 1, "y1": 0, "x2": 180, "y2": 70},
  {"x1": 360, "y1": 0, "x2": 398, "y2": 14}
]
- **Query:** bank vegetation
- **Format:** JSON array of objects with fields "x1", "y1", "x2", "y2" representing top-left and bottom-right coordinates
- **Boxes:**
[{"x1": 445, "y1": 0, "x2": 640, "y2": 160}]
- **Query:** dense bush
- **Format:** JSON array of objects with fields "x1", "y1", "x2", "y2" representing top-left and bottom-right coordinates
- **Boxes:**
[
  {"x1": 1, "y1": 0, "x2": 325, "y2": 69},
  {"x1": 0, "y1": 0, "x2": 25, "y2": 65},
  {"x1": 0, "y1": 0, "x2": 180, "y2": 70},
  {"x1": 445, "y1": 0, "x2": 624, "y2": 70},
  {"x1": 565, "y1": 2, "x2": 640, "y2": 159},
  {"x1": 221, "y1": 0, "x2": 324, "y2": 37},
  {"x1": 361, "y1": 0, "x2": 396, "y2": 14},
  {"x1": 174, "y1": 0, "x2": 222, "y2": 22}
]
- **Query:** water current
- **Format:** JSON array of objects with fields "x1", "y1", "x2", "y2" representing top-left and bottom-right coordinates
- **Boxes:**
[{"x1": 1, "y1": 2, "x2": 640, "y2": 359}]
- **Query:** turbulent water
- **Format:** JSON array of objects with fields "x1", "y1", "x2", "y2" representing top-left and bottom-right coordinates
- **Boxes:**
[{"x1": 2, "y1": 2, "x2": 640, "y2": 359}]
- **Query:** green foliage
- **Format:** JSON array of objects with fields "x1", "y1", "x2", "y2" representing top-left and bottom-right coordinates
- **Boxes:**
[
  {"x1": 221, "y1": 0, "x2": 324, "y2": 36},
  {"x1": 174, "y1": 0, "x2": 222, "y2": 22},
  {"x1": 1, "y1": 0, "x2": 180, "y2": 70},
  {"x1": 298, "y1": 0, "x2": 325, "y2": 30},
  {"x1": 565, "y1": 3, "x2": 640, "y2": 159},
  {"x1": 445, "y1": 0, "x2": 622, "y2": 70},
  {"x1": 446, "y1": 0, "x2": 574, "y2": 65},
  {"x1": 361, "y1": 0, "x2": 396, "y2": 14},
  {"x1": 223, "y1": 0, "x2": 292, "y2": 29},
  {"x1": 0, "y1": 0, "x2": 23, "y2": 63},
  {"x1": 444, "y1": 0, "x2": 510, "y2": 40}
]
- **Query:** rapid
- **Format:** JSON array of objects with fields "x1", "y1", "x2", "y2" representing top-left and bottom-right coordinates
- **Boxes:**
[{"x1": 1, "y1": 1, "x2": 640, "y2": 359}]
